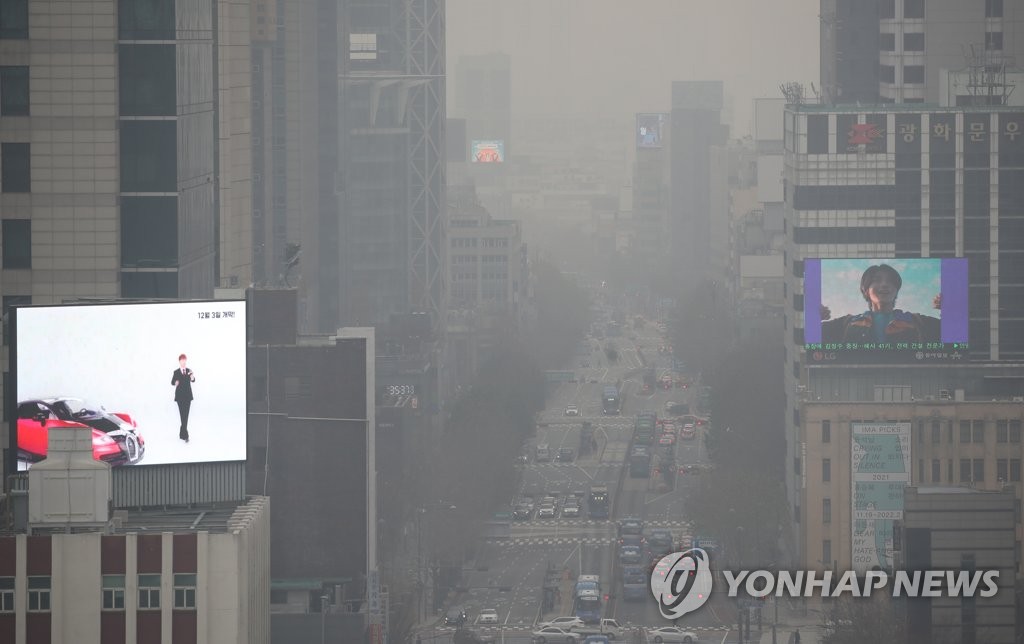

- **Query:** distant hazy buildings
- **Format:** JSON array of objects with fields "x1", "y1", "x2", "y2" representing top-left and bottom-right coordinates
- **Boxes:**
[
  {"x1": 669, "y1": 81, "x2": 728, "y2": 290},
  {"x1": 632, "y1": 113, "x2": 671, "y2": 271},
  {"x1": 455, "y1": 52, "x2": 511, "y2": 161}
]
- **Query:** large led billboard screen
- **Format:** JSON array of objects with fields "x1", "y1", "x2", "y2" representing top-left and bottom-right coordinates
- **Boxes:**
[
  {"x1": 636, "y1": 113, "x2": 666, "y2": 148},
  {"x1": 803, "y1": 258, "x2": 968, "y2": 364},
  {"x1": 12, "y1": 300, "x2": 247, "y2": 470},
  {"x1": 471, "y1": 140, "x2": 505, "y2": 163}
]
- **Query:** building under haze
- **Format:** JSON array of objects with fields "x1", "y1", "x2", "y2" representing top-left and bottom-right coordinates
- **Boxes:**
[
  {"x1": 669, "y1": 81, "x2": 728, "y2": 292},
  {"x1": 820, "y1": 0, "x2": 1024, "y2": 105},
  {"x1": 782, "y1": 103, "x2": 1024, "y2": 570},
  {"x1": 0, "y1": 0, "x2": 251, "y2": 301},
  {"x1": 632, "y1": 113, "x2": 671, "y2": 271}
]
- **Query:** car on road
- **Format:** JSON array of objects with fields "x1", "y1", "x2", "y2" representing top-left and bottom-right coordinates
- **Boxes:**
[
  {"x1": 618, "y1": 533, "x2": 646, "y2": 548},
  {"x1": 659, "y1": 434, "x2": 676, "y2": 446},
  {"x1": 513, "y1": 504, "x2": 532, "y2": 520},
  {"x1": 477, "y1": 608, "x2": 499, "y2": 625},
  {"x1": 645, "y1": 626, "x2": 698, "y2": 643},
  {"x1": 680, "y1": 423, "x2": 696, "y2": 440},
  {"x1": 531, "y1": 626, "x2": 581, "y2": 643},
  {"x1": 445, "y1": 607, "x2": 468, "y2": 626},
  {"x1": 647, "y1": 529, "x2": 674, "y2": 551},
  {"x1": 564, "y1": 404, "x2": 580, "y2": 416},
  {"x1": 659, "y1": 375, "x2": 673, "y2": 389},
  {"x1": 538, "y1": 616, "x2": 585, "y2": 631},
  {"x1": 536, "y1": 444, "x2": 551, "y2": 462},
  {"x1": 558, "y1": 447, "x2": 575, "y2": 462},
  {"x1": 16, "y1": 397, "x2": 146, "y2": 467},
  {"x1": 537, "y1": 503, "x2": 557, "y2": 519},
  {"x1": 561, "y1": 500, "x2": 580, "y2": 517},
  {"x1": 618, "y1": 517, "x2": 644, "y2": 535},
  {"x1": 619, "y1": 545, "x2": 643, "y2": 564}
]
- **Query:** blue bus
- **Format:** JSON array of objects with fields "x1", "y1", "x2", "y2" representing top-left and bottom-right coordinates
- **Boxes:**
[
  {"x1": 601, "y1": 386, "x2": 620, "y2": 415},
  {"x1": 573, "y1": 590, "x2": 602, "y2": 624}
]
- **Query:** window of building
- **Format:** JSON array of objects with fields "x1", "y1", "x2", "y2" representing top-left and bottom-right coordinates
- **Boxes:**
[
  {"x1": 903, "y1": 0, "x2": 924, "y2": 18},
  {"x1": 880, "y1": 65, "x2": 896, "y2": 84},
  {"x1": 822, "y1": 458, "x2": 831, "y2": 483},
  {"x1": 119, "y1": 45, "x2": 175, "y2": 116},
  {"x1": 1011, "y1": 420, "x2": 1022, "y2": 443},
  {"x1": 973, "y1": 420, "x2": 985, "y2": 444},
  {"x1": 904, "y1": 32, "x2": 925, "y2": 52},
  {"x1": 270, "y1": 589, "x2": 288, "y2": 604},
  {"x1": 985, "y1": 32, "x2": 1003, "y2": 51},
  {"x1": 904, "y1": 65, "x2": 925, "y2": 84},
  {"x1": 138, "y1": 574, "x2": 161, "y2": 610},
  {"x1": 121, "y1": 196, "x2": 178, "y2": 267},
  {"x1": 947, "y1": 420, "x2": 954, "y2": 443},
  {"x1": 173, "y1": 574, "x2": 196, "y2": 609},
  {"x1": 349, "y1": 33, "x2": 378, "y2": 60},
  {"x1": 881, "y1": 0, "x2": 896, "y2": 19},
  {"x1": 960, "y1": 421, "x2": 971, "y2": 443},
  {"x1": 917, "y1": 421, "x2": 924, "y2": 444},
  {"x1": 102, "y1": 575, "x2": 125, "y2": 610},
  {"x1": 0, "y1": 66, "x2": 29, "y2": 115},
  {"x1": 932, "y1": 459, "x2": 941, "y2": 483},
  {"x1": 998, "y1": 420, "x2": 1009, "y2": 443},
  {"x1": 918, "y1": 459, "x2": 925, "y2": 482},
  {"x1": 960, "y1": 459, "x2": 971, "y2": 482},
  {"x1": 880, "y1": 33, "x2": 896, "y2": 51},
  {"x1": 1, "y1": 219, "x2": 30, "y2": 269},
  {"x1": 948, "y1": 459, "x2": 954, "y2": 482},
  {"x1": 120, "y1": 121, "x2": 177, "y2": 192},
  {"x1": 1012, "y1": 459, "x2": 1022, "y2": 483},
  {"x1": 986, "y1": 0, "x2": 1003, "y2": 18},
  {"x1": 0, "y1": 0, "x2": 28, "y2": 38},
  {"x1": 931, "y1": 421, "x2": 940, "y2": 444},
  {"x1": 998, "y1": 459, "x2": 1008, "y2": 482},
  {"x1": 27, "y1": 577, "x2": 50, "y2": 611},
  {"x1": 822, "y1": 540, "x2": 832, "y2": 565},
  {"x1": 822, "y1": 420, "x2": 831, "y2": 444},
  {"x1": 973, "y1": 459, "x2": 985, "y2": 483},
  {"x1": 119, "y1": 0, "x2": 175, "y2": 40},
  {"x1": 793, "y1": 457, "x2": 801, "y2": 476},
  {"x1": 823, "y1": 498, "x2": 831, "y2": 524},
  {"x1": 0, "y1": 577, "x2": 12, "y2": 612},
  {"x1": 121, "y1": 271, "x2": 178, "y2": 299},
  {"x1": 1, "y1": 142, "x2": 30, "y2": 192}
]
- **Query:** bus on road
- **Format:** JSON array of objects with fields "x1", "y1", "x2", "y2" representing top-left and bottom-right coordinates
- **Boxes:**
[{"x1": 601, "y1": 386, "x2": 620, "y2": 415}]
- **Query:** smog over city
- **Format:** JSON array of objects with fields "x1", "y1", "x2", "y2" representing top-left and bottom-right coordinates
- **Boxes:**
[{"x1": 0, "y1": 1, "x2": 1022, "y2": 644}]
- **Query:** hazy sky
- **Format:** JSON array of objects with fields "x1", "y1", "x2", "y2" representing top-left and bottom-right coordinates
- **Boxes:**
[{"x1": 446, "y1": 0, "x2": 820, "y2": 137}]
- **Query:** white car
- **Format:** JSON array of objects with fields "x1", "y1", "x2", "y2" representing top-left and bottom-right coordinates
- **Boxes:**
[
  {"x1": 531, "y1": 625, "x2": 581, "y2": 642},
  {"x1": 564, "y1": 404, "x2": 580, "y2": 416},
  {"x1": 477, "y1": 608, "x2": 499, "y2": 624},
  {"x1": 537, "y1": 504, "x2": 557, "y2": 519},
  {"x1": 646, "y1": 626, "x2": 698, "y2": 643},
  {"x1": 537, "y1": 616, "x2": 585, "y2": 630}
]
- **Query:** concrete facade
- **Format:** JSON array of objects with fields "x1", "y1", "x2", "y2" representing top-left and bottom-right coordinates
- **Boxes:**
[
  {"x1": 900, "y1": 486, "x2": 1017, "y2": 644},
  {"x1": 799, "y1": 400, "x2": 1024, "y2": 578}
]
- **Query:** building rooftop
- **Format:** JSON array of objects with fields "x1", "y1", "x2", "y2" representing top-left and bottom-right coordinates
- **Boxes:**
[{"x1": 111, "y1": 496, "x2": 267, "y2": 534}]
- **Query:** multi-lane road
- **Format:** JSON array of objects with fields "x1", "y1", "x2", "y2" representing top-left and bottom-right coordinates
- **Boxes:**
[{"x1": 417, "y1": 324, "x2": 741, "y2": 643}]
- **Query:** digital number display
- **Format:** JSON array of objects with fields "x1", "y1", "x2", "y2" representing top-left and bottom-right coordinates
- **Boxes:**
[{"x1": 386, "y1": 385, "x2": 416, "y2": 396}]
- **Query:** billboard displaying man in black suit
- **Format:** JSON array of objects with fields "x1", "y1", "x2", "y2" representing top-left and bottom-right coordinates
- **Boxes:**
[{"x1": 171, "y1": 353, "x2": 195, "y2": 442}]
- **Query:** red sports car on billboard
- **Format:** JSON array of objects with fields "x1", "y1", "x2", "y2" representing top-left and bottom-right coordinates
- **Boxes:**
[{"x1": 16, "y1": 398, "x2": 145, "y2": 466}]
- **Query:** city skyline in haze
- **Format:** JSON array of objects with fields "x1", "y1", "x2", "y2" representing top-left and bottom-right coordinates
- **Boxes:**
[{"x1": 446, "y1": 0, "x2": 821, "y2": 137}]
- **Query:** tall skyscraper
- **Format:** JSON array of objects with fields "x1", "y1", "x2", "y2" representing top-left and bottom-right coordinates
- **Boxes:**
[
  {"x1": 669, "y1": 81, "x2": 727, "y2": 290},
  {"x1": 312, "y1": 0, "x2": 447, "y2": 332}
]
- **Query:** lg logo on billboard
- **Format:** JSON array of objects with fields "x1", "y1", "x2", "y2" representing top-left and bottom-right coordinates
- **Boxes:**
[{"x1": 649, "y1": 548, "x2": 713, "y2": 620}]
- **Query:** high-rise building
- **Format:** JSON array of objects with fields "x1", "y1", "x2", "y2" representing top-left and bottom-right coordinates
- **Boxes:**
[
  {"x1": 319, "y1": 0, "x2": 447, "y2": 332},
  {"x1": 669, "y1": 81, "x2": 727, "y2": 290},
  {"x1": 0, "y1": 0, "x2": 251, "y2": 303},
  {"x1": 632, "y1": 113, "x2": 671, "y2": 270},
  {"x1": 820, "y1": 0, "x2": 1024, "y2": 105},
  {"x1": 455, "y1": 52, "x2": 511, "y2": 156},
  {"x1": 782, "y1": 103, "x2": 1024, "y2": 564}
]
